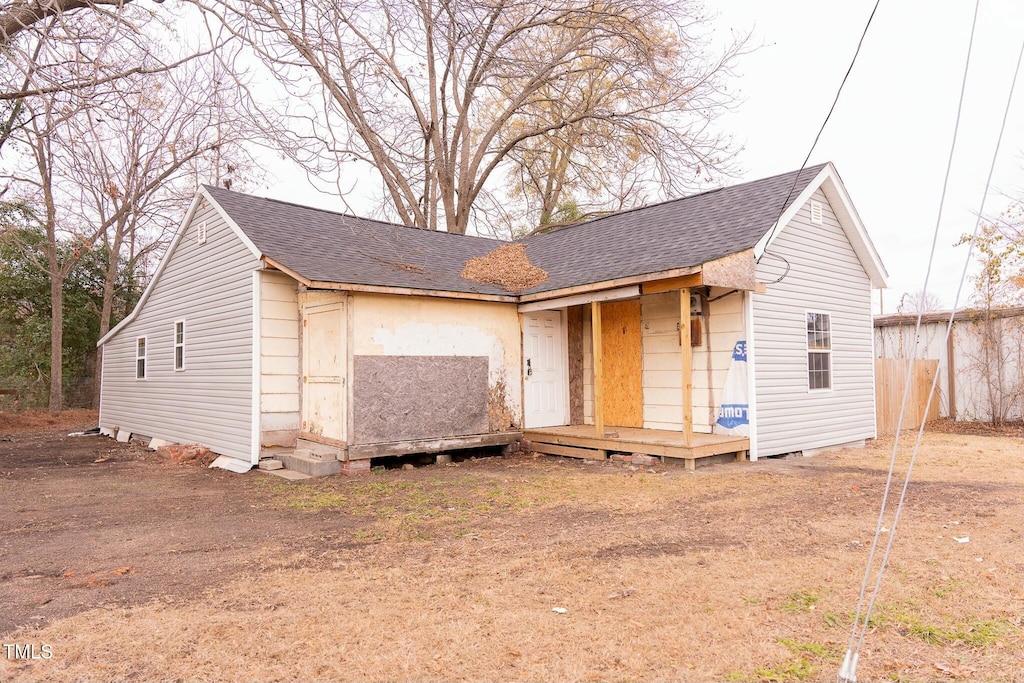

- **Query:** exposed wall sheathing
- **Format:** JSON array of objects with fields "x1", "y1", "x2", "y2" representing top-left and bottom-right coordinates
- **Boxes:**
[
  {"x1": 567, "y1": 306, "x2": 585, "y2": 425},
  {"x1": 600, "y1": 299, "x2": 644, "y2": 427},
  {"x1": 352, "y1": 355, "x2": 488, "y2": 443},
  {"x1": 351, "y1": 292, "x2": 522, "y2": 443}
]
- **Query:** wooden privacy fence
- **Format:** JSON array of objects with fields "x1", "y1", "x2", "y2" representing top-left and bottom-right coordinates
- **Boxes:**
[{"x1": 875, "y1": 358, "x2": 941, "y2": 434}]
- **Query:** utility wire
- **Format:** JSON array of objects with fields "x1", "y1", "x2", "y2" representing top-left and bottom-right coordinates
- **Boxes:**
[
  {"x1": 762, "y1": 0, "x2": 882, "y2": 271},
  {"x1": 850, "y1": 24, "x2": 1024, "y2": 681},
  {"x1": 840, "y1": 4, "x2": 980, "y2": 677},
  {"x1": 839, "y1": 4, "x2": 1024, "y2": 681}
]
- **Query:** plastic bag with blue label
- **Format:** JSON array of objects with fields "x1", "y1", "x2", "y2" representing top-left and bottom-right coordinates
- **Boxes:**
[{"x1": 714, "y1": 340, "x2": 749, "y2": 436}]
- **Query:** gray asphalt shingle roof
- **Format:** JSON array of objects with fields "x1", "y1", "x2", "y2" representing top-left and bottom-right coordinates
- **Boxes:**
[
  {"x1": 204, "y1": 186, "x2": 512, "y2": 296},
  {"x1": 204, "y1": 163, "x2": 828, "y2": 297}
]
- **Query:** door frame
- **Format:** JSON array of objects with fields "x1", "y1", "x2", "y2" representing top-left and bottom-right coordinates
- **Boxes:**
[{"x1": 300, "y1": 296, "x2": 347, "y2": 446}]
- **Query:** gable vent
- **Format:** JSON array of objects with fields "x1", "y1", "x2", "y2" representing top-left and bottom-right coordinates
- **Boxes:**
[
  {"x1": 196, "y1": 221, "x2": 208, "y2": 244},
  {"x1": 810, "y1": 200, "x2": 823, "y2": 225}
]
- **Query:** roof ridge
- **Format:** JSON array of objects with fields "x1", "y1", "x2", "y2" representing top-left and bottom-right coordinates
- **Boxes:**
[
  {"x1": 201, "y1": 184, "x2": 509, "y2": 245},
  {"x1": 522, "y1": 162, "x2": 830, "y2": 242}
]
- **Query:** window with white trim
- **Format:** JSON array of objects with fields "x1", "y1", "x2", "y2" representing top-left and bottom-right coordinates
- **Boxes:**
[
  {"x1": 174, "y1": 321, "x2": 185, "y2": 371},
  {"x1": 136, "y1": 337, "x2": 147, "y2": 379},
  {"x1": 806, "y1": 312, "x2": 831, "y2": 390}
]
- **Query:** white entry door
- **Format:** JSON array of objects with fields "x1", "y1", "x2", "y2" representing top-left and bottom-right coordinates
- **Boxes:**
[
  {"x1": 302, "y1": 301, "x2": 346, "y2": 442},
  {"x1": 523, "y1": 310, "x2": 567, "y2": 428}
]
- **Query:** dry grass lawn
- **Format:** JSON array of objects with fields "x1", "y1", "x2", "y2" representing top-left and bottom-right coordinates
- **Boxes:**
[{"x1": 2, "y1": 429, "x2": 1022, "y2": 682}]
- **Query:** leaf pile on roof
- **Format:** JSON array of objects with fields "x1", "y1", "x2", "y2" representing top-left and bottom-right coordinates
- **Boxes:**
[{"x1": 461, "y1": 243, "x2": 547, "y2": 292}]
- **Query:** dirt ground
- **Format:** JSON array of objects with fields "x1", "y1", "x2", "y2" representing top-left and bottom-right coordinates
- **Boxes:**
[{"x1": 0, "y1": 412, "x2": 1021, "y2": 682}]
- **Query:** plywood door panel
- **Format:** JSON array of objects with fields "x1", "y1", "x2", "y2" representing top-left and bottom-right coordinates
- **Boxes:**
[
  {"x1": 302, "y1": 302, "x2": 346, "y2": 441},
  {"x1": 601, "y1": 299, "x2": 643, "y2": 427},
  {"x1": 523, "y1": 311, "x2": 566, "y2": 428}
]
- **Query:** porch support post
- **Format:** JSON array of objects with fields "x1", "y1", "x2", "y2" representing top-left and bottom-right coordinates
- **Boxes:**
[
  {"x1": 591, "y1": 301, "x2": 604, "y2": 437},
  {"x1": 680, "y1": 288, "x2": 694, "y2": 446}
]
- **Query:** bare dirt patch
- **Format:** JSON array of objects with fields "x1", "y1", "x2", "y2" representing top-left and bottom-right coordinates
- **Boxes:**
[{"x1": 1, "y1": 425, "x2": 1022, "y2": 682}]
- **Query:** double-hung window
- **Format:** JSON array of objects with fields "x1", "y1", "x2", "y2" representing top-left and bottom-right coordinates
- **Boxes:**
[
  {"x1": 174, "y1": 321, "x2": 185, "y2": 371},
  {"x1": 806, "y1": 312, "x2": 831, "y2": 390},
  {"x1": 136, "y1": 337, "x2": 147, "y2": 379}
]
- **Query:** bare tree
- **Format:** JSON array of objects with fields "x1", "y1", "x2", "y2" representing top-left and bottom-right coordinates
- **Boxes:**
[
  {"x1": 503, "y1": 12, "x2": 745, "y2": 229},
  {"x1": 896, "y1": 289, "x2": 945, "y2": 313},
  {"x1": 953, "y1": 210, "x2": 1024, "y2": 423},
  {"x1": 1, "y1": 3, "x2": 254, "y2": 411},
  {"x1": 196, "y1": 0, "x2": 743, "y2": 235}
]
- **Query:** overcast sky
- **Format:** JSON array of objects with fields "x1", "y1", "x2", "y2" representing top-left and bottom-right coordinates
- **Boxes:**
[
  {"x1": 253, "y1": 1, "x2": 1024, "y2": 314},
  {"x1": 711, "y1": 0, "x2": 1024, "y2": 312}
]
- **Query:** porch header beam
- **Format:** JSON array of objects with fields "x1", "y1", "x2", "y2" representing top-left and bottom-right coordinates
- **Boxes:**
[{"x1": 517, "y1": 285, "x2": 639, "y2": 313}]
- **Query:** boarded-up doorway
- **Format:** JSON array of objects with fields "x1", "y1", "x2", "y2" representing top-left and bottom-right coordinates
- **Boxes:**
[{"x1": 601, "y1": 299, "x2": 643, "y2": 427}]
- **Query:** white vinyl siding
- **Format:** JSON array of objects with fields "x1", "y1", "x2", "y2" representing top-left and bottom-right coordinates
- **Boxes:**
[
  {"x1": 752, "y1": 189, "x2": 875, "y2": 456},
  {"x1": 98, "y1": 201, "x2": 260, "y2": 461}
]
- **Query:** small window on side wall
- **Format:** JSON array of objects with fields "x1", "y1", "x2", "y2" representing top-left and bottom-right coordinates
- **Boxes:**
[
  {"x1": 136, "y1": 337, "x2": 147, "y2": 379},
  {"x1": 806, "y1": 312, "x2": 831, "y2": 391},
  {"x1": 174, "y1": 321, "x2": 185, "y2": 371}
]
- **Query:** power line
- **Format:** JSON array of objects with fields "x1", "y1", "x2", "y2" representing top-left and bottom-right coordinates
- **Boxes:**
[
  {"x1": 839, "y1": 3, "x2": 1024, "y2": 681},
  {"x1": 762, "y1": 0, "x2": 882, "y2": 266}
]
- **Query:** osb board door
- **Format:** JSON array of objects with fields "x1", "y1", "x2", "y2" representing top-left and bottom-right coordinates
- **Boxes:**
[
  {"x1": 601, "y1": 299, "x2": 643, "y2": 427},
  {"x1": 302, "y1": 301, "x2": 346, "y2": 442}
]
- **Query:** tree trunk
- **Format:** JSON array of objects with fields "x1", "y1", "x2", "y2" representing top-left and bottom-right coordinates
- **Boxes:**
[
  {"x1": 47, "y1": 249, "x2": 63, "y2": 413},
  {"x1": 93, "y1": 224, "x2": 124, "y2": 409}
]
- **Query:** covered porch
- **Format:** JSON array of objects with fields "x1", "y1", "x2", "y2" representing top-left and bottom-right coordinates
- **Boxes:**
[
  {"x1": 520, "y1": 249, "x2": 758, "y2": 468},
  {"x1": 524, "y1": 425, "x2": 749, "y2": 470}
]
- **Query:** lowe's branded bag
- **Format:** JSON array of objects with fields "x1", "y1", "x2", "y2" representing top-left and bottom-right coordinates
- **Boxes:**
[{"x1": 714, "y1": 340, "x2": 749, "y2": 436}]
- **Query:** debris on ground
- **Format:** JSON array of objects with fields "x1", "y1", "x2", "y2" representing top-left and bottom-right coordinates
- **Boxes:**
[
  {"x1": 461, "y1": 243, "x2": 547, "y2": 292},
  {"x1": 927, "y1": 418, "x2": 1024, "y2": 438},
  {"x1": 156, "y1": 443, "x2": 215, "y2": 466}
]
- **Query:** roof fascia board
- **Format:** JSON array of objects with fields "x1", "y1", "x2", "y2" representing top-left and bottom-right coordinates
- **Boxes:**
[
  {"x1": 306, "y1": 281, "x2": 519, "y2": 303},
  {"x1": 818, "y1": 168, "x2": 889, "y2": 288},
  {"x1": 260, "y1": 255, "x2": 517, "y2": 303},
  {"x1": 97, "y1": 191, "x2": 210, "y2": 347},
  {"x1": 754, "y1": 165, "x2": 832, "y2": 260},
  {"x1": 200, "y1": 187, "x2": 263, "y2": 260},
  {"x1": 754, "y1": 163, "x2": 888, "y2": 288},
  {"x1": 517, "y1": 285, "x2": 639, "y2": 313}
]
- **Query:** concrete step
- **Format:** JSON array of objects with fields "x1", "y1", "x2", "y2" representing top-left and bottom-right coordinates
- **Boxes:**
[
  {"x1": 296, "y1": 439, "x2": 343, "y2": 460},
  {"x1": 277, "y1": 450, "x2": 342, "y2": 477},
  {"x1": 258, "y1": 458, "x2": 284, "y2": 471}
]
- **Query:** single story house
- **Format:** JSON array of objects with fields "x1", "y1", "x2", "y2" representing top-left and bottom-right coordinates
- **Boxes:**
[
  {"x1": 97, "y1": 162, "x2": 888, "y2": 474},
  {"x1": 874, "y1": 306, "x2": 1024, "y2": 423}
]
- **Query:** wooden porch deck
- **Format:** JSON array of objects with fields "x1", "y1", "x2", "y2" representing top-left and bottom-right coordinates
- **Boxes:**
[{"x1": 524, "y1": 425, "x2": 749, "y2": 470}]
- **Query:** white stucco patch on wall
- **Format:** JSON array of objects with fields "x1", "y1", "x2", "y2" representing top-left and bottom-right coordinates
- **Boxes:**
[{"x1": 370, "y1": 322, "x2": 512, "y2": 388}]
